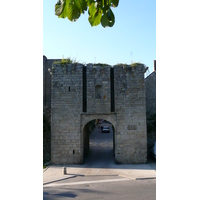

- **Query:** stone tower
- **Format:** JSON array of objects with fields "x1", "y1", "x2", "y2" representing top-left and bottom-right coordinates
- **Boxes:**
[{"x1": 50, "y1": 62, "x2": 147, "y2": 164}]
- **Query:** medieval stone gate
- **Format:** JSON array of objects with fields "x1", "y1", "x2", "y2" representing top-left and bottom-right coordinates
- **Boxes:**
[{"x1": 49, "y1": 60, "x2": 147, "y2": 164}]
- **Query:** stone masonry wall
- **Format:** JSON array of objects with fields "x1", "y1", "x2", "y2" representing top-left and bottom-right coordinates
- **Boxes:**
[
  {"x1": 50, "y1": 62, "x2": 147, "y2": 164},
  {"x1": 114, "y1": 65, "x2": 147, "y2": 163},
  {"x1": 51, "y1": 63, "x2": 83, "y2": 164},
  {"x1": 87, "y1": 64, "x2": 111, "y2": 113}
]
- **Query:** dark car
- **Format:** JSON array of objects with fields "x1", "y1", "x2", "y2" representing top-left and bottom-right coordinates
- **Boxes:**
[
  {"x1": 101, "y1": 126, "x2": 110, "y2": 133},
  {"x1": 150, "y1": 141, "x2": 156, "y2": 159}
]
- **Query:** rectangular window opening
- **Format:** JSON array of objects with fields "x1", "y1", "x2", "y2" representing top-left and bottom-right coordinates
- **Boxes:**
[{"x1": 95, "y1": 85, "x2": 102, "y2": 99}]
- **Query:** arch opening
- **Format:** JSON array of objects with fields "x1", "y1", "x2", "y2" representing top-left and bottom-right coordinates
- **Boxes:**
[{"x1": 82, "y1": 118, "x2": 115, "y2": 165}]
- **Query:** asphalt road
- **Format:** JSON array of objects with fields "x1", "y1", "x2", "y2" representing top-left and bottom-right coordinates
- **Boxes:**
[{"x1": 44, "y1": 176, "x2": 156, "y2": 200}]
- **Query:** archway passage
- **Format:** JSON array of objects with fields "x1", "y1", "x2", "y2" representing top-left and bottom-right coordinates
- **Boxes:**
[{"x1": 83, "y1": 119, "x2": 115, "y2": 167}]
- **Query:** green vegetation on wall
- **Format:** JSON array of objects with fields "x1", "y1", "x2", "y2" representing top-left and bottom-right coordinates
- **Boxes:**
[{"x1": 53, "y1": 58, "x2": 146, "y2": 68}]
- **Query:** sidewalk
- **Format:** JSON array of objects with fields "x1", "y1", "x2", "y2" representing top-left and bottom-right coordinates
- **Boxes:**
[
  {"x1": 43, "y1": 163, "x2": 156, "y2": 184},
  {"x1": 43, "y1": 165, "x2": 76, "y2": 185}
]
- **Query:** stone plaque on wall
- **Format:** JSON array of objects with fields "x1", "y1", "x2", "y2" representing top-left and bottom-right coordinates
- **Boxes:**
[{"x1": 127, "y1": 125, "x2": 137, "y2": 130}]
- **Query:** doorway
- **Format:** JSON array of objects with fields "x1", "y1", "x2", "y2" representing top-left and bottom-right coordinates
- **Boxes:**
[{"x1": 83, "y1": 119, "x2": 115, "y2": 167}]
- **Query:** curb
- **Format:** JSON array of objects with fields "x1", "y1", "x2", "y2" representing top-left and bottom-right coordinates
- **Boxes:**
[
  {"x1": 43, "y1": 175, "x2": 76, "y2": 185},
  {"x1": 136, "y1": 177, "x2": 156, "y2": 180}
]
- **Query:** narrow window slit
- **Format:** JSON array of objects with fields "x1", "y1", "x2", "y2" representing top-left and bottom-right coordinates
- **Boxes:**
[
  {"x1": 110, "y1": 68, "x2": 115, "y2": 112},
  {"x1": 83, "y1": 66, "x2": 87, "y2": 112}
]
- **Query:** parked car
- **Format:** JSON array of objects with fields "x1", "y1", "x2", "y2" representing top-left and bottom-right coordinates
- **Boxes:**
[
  {"x1": 101, "y1": 126, "x2": 110, "y2": 133},
  {"x1": 151, "y1": 141, "x2": 156, "y2": 159}
]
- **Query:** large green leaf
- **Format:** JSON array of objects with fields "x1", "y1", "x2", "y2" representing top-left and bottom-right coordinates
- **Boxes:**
[
  {"x1": 55, "y1": 0, "x2": 69, "y2": 18},
  {"x1": 86, "y1": 0, "x2": 95, "y2": 6},
  {"x1": 101, "y1": 8, "x2": 115, "y2": 27},
  {"x1": 88, "y1": 9, "x2": 103, "y2": 26},
  {"x1": 67, "y1": 1, "x2": 80, "y2": 21},
  {"x1": 76, "y1": 0, "x2": 88, "y2": 13},
  {"x1": 107, "y1": 8, "x2": 115, "y2": 23},
  {"x1": 101, "y1": 13, "x2": 109, "y2": 27},
  {"x1": 55, "y1": 0, "x2": 64, "y2": 16},
  {"x1": 55, "y1": 0, "x2": 87, "y2": 21},
  {"x1": 88, "y1": 2, "x2": 97, "y2": 16},
  {"x1": 58, "y1": 0, "x2": 70, "y2": 18},
  {"x1": 111, "y1": 0, "x2": 119, "y2": 7}
]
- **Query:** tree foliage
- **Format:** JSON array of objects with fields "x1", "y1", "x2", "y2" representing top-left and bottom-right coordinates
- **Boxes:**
[{"x1": 55, "y1": 0, "x2": 119, "y2": 27}]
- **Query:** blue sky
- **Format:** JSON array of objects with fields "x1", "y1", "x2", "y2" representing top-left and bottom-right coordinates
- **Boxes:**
[{"x1": 43, "y1": 0, "x2": 156, "y2": 73}]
